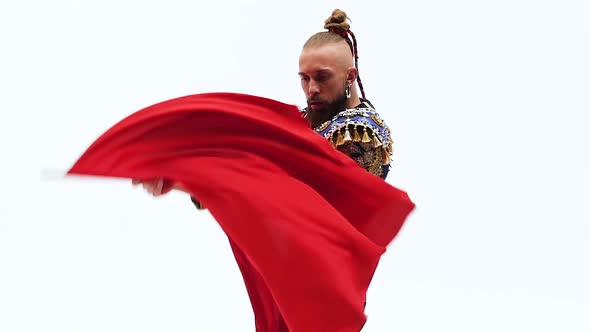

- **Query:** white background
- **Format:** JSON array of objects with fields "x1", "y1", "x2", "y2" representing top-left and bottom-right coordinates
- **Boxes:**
[{"x1": 1, "y1": 0, "x2": 589, "y2": 331}]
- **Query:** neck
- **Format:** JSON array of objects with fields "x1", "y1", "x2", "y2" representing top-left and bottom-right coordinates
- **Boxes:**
[{"x1": 345, "y1": 87, "x2": 362, "y2": 108}]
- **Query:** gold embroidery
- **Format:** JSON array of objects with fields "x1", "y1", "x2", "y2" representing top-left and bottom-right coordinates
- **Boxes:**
[
  {"x1": 337, "y1": 141, "x2": 384, "y2": 177},
  {"x1": 316, "y1": 120, "x2": 331, "y2": 131},
  {"x1": 371, "y1": 114, "x2": 384, "y2": 126}
]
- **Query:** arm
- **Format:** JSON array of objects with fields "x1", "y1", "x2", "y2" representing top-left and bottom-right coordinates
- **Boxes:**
[
  {"x1": 337, "y1": 138, "x2": 391, "y2": 179},
  {"x1": 132, "y1": 178, "x2": 207, "y2": 210}
]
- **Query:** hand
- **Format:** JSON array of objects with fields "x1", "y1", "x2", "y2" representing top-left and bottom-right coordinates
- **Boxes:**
[{"x1": 132, "y1": 177, "x2": 174, "y2": 197}]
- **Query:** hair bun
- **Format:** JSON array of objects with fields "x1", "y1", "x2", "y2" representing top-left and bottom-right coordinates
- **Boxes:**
[{"x1": 323, "y1": 9, "x2": 350, "y2": 32}]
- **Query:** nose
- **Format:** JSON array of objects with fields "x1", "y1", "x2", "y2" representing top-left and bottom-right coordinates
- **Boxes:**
[{"x1": 307, "y1": 79, "x2": 320, "y2": 97}]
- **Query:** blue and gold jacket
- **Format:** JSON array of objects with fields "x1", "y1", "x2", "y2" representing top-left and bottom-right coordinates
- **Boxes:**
[{"x1": 301, "y1": 100, "x2": 393, "y2": 179}]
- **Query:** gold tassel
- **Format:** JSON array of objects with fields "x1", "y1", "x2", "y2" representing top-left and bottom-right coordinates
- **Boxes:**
[
  {"x1": 382, "y1": 146, "x2": 391, "y2": 165},
  {"x1": 372, "y1": 134, "x2": 382, "y2": 148},
  {"x1": 342, "y1": 126, "x2": 352, "y2": 143},
  {"x1": 336, "y1": 129, "x2": 345, "y2": 146},
  {"x1": 353, "y1": 125, "x2": 361, "y2": 142},
  {"x1": 330, "y1": 133, "x2": 338, "y2": 147},
  {"x1": 361, "y1": 127, "x2": 371, "y2": 143}
]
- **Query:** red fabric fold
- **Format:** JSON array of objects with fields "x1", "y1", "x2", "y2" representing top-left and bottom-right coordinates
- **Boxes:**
[{"x1": 68, "y1": 92, "x2": 415, "y2": 332}]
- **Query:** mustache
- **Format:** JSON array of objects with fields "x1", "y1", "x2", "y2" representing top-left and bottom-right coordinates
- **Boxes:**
[{"x1": 307, "y1": 96, "x2": 326, "y2": 104}]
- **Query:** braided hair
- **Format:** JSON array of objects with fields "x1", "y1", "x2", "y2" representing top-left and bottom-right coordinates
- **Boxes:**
[{"x1": 303, "y1": 9, "x2": 367, "y2": 100}]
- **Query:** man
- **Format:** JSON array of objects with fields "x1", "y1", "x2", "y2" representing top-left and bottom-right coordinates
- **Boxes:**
[
  {"x1": 71, "y1": 88, "x2": 415, "y2": 331},
  {"x1": 111, "y1": 10, "x2": 413, "y2": 331},
  {"x1": 136, "y1": 9, "x2": 393, "y2": 197},
  {"x1": 299, "y1": 9, "x2": 393, "y2": 180}
]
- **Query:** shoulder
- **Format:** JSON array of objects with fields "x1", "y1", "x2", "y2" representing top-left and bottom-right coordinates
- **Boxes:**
[
  {"x1": 314, "y1": 101, "x2": 393, "y2": 157},
  {"x1": 314, "y1": 101, "x2": 394, "y2": 177}
]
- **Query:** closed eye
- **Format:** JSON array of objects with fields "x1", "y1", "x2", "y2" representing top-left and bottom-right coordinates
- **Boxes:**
[{"x1": 315, "y1": 73, "x2": 330, "y2": 82}]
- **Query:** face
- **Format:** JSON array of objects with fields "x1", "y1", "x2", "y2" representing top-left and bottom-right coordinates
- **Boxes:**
[{"x1": 299, "y1": 42, "x2": 353, "y2": 127}]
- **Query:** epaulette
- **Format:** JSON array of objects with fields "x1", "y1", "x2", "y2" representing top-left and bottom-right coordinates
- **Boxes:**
[{"x1": 313, "y1": 102, "x2": 393, "y2": 166}]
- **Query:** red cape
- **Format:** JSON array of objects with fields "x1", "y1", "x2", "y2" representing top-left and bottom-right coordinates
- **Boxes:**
[{"x1": 68, "y1": 92, "x2": 415, "y2": 332}]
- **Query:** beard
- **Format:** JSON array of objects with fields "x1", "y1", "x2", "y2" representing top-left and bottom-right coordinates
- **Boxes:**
[{"x1": 306, "y1": 92, "x2": 347, "y2": 129}]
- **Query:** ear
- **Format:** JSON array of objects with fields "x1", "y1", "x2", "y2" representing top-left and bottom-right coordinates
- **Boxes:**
[{"x1": 346, "y1": 67, "x2": 358, "y2": 84}]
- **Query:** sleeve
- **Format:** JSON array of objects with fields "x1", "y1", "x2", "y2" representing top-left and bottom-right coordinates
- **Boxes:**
[
  {"x1": 333, "y1": 124, "x2": 392, "y2": 179},
  {"x1": 336, "y1": 139, "x2": 390, "y2": 179}
]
